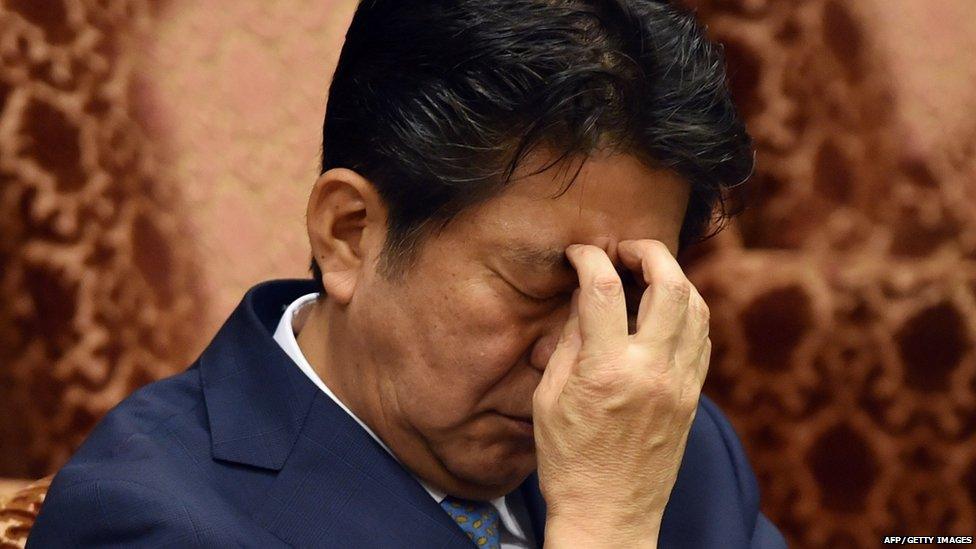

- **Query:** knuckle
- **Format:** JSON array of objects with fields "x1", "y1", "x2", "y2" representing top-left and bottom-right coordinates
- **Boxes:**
[
  {"x1": 639, "y1": 373, "x2": 675, "y2": 400},
  {"x1": 699, "y1": 365, "x2": 711, "y2": 387},
  {"x1": 645, "y1": 361, "x2": 680, "y2": 388},
  {"x1": 682, "y1": 393, "x2": 702, "y2": 416},
  {"x1": 695, "y1": 341, "x2": 712, "y2": 382},
  {"x1": 659, "y1": 278, "x2": 691, "y2": 304},
  {"x1": 590, "y1": 274, "x2": 624, "y2": 298},
  {"x1": 627, "y1": 345, "x2": 670, "y2": 371},
  {"x1": 578, "y1": 370, "x2": 626, "y2": 399},
  {"x1": 690, "y1": 296, "x2": 710, "y2": 323},
  {"x1": 694, "y1": 315, "x2": 711, "y2": 343}
]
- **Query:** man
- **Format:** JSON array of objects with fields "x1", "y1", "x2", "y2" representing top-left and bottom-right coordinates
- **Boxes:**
[{"x1": 29, "y1": 0, "x2": 786, "y2": 547}]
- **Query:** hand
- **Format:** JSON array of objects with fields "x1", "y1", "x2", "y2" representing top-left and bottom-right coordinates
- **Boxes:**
[{"x1": 533, "y1": 240, "x2": 712, "y2": 548}]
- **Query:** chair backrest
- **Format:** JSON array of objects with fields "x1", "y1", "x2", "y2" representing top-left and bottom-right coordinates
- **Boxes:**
[{"x1": 0, "y1": 476, "x2": 52, "y2": 548}]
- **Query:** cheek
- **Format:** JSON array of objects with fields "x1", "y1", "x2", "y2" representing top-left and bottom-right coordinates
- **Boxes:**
[
  {"x1": 396, "y1": 284, "x2": 535, "y2": 412},
  {"x1": 423, "y1": 288, "x2": 528, "y2": 382}
]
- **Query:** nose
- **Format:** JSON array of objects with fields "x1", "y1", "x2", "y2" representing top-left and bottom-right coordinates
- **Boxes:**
[
  {"x1": 528, "y1": 298, "x2": 575, "y2": 372},
  {"x1": 529, "y1": 330, "x2": 561, "y2": 372}
]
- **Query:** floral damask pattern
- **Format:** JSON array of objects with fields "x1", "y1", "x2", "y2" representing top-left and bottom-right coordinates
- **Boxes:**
[
  {"x1": 684, "y1": 0, "x2": 976, "y2": 546},
  {"x1": 0, "y1": 0, "x2": 203, "y2": 476},
  {"x1": 1, "y1": 0, "x2": 974, "y2": 547},
  {"x1": 0, "y1": 476, "x2": 50, "y2": 547}
]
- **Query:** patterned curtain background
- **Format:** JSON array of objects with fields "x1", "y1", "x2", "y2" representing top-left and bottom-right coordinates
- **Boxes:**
[{"x1": 1, "y1": 1, "x2": 974, "y2": 547}]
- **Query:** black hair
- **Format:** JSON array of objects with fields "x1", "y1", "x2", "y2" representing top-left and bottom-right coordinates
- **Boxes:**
[{"x1": 312, "y1": 0, "x2": 753, "y2": 288}]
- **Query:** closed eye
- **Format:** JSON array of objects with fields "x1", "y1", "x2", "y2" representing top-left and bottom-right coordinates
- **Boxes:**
[
  {"x1": 500, "y1": 275, "x2": 572, "y2": 306},
  {"x1": 512, "y1": 283, "x2": 560, "y2": 304}
]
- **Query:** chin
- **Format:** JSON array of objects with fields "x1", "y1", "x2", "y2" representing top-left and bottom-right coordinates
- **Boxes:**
[{"x1": 444, "y1": 439, "x2": 537, "y2": 497}]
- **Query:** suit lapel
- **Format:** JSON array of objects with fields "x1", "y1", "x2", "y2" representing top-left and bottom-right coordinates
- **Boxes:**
[
  {"x1": 200, "y1": 279, "x2": 320, "y2": 470},
  {"x1": 252, "y1": 392, "x2": 474, "y2": 548},
  {"x1": 197, "y1": 279, "x2": 767, "y2": 547},
  {"x1": 200, "y1": 279, "x2": 548, "y2": 547},
  {"x1": 518, "y1": 472, "x2": 547, "y2": 546}
]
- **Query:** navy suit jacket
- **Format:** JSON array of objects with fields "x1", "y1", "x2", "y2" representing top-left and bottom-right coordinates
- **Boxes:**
[{"x1": 28, "y1": 279, "x2": 787, "y2": 548}]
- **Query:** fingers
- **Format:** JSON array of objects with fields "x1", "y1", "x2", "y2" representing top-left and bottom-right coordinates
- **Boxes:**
[
  {"x1": 565, "y1": 244, "x2": 629, "y2": 356},
  {"x1": 616, "y1": 240, "x2": 691, "y2": 355},
  {"x1": 676, "y1": 335, "x2": 711, "y2": 417},
  {"x1": 695, "y1": 336, "x2": 712, "y2": 388},
  {"x1": 561, "y1": 239, "x2": 710, "y2": 401},
  {"x1": 674, "y1": 283, "x2": 710, "y2": 360}
]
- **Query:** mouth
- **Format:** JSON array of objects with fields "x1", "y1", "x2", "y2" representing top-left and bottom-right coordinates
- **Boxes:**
[
  {"x1": 497, "y1": 410, "x2": 533, "y2": 423},
  {"x1": 498, "y1": 413, "x2": 534, "y2": 435}
]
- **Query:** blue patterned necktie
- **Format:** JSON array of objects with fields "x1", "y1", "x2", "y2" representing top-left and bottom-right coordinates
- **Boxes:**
[{"x1": 440, "y1": 496, "x2": 501, "y2": 548}]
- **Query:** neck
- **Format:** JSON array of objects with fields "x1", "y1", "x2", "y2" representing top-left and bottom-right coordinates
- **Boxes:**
[{"x1": 295, "y1": 297, "x2": 377, "y2": 433}]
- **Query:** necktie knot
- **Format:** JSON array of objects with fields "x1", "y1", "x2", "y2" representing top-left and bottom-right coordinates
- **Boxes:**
[{"x1": 440, "y1": 496, "x2": 501, "y2": 548}]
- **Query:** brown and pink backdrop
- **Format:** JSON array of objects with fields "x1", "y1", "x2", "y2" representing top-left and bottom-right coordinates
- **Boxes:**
[{"x1": 1, "y1": 1, "x2": 974, "y2": 547}]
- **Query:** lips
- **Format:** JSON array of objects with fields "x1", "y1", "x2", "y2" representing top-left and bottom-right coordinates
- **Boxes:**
[
  {"x1": 497, "y1": 413, "x2": 534, "y2": 437},
  {"x1": 499, "y1": 413, "x2": 533, "y2": 425}
]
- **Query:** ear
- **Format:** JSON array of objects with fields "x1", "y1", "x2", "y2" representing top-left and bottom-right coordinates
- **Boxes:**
[{"x1": 306, "y1": 168, "x2": 386, "y2": 305}]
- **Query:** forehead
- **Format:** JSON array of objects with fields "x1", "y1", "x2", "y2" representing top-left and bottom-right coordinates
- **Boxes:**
[{"x1": 457, "y1": 150, "x2": 691, "y2": 260}]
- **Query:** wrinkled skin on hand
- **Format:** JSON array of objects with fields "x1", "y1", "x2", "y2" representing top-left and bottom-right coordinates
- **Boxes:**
[{"x1": 533, "y1": 239, "x2": 712, "y2": 547}]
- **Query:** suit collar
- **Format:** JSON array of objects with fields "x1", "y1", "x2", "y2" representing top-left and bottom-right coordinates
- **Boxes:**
[
  {"x1": 195, "y1": 279, "x2": 765, "y2": 546},
  {"x1": 199, "y1": 279, "x2": 548, "y2": 545},
  {"x1": 253, "y1": 391, "x2": 479, "y2": 547},
  {"x1": 519, "y1": 472, "x2": 547, "y2": 545},
  {"x1": 199, "y1": 278, "x2": 320, "y2": 470}
]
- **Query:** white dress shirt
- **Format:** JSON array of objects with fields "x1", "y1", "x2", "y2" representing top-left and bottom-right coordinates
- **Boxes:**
[{"x1": 273, "y1": 293, "x2": 536, "y2": 548}]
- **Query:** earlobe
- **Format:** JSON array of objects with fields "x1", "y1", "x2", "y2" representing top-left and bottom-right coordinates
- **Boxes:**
[
  {"x1": 320, "y1": 270, "x2": 359, "y2": 302},
  {"x1": 306, "y1": 168, "x2": 385, "y2": 305}
]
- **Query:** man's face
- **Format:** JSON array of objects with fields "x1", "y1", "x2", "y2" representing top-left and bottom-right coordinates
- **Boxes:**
[{"x1": 350, "y1": 150, "x2": 690, "y2": 496}]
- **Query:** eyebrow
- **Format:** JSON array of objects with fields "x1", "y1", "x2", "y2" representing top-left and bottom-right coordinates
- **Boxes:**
[
  {"x1": 500, "y1": 244, "x2": 571, "y2": 272},
  {"x1": 501, "y1": 243, "x2": 645, "y2": 298}
]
